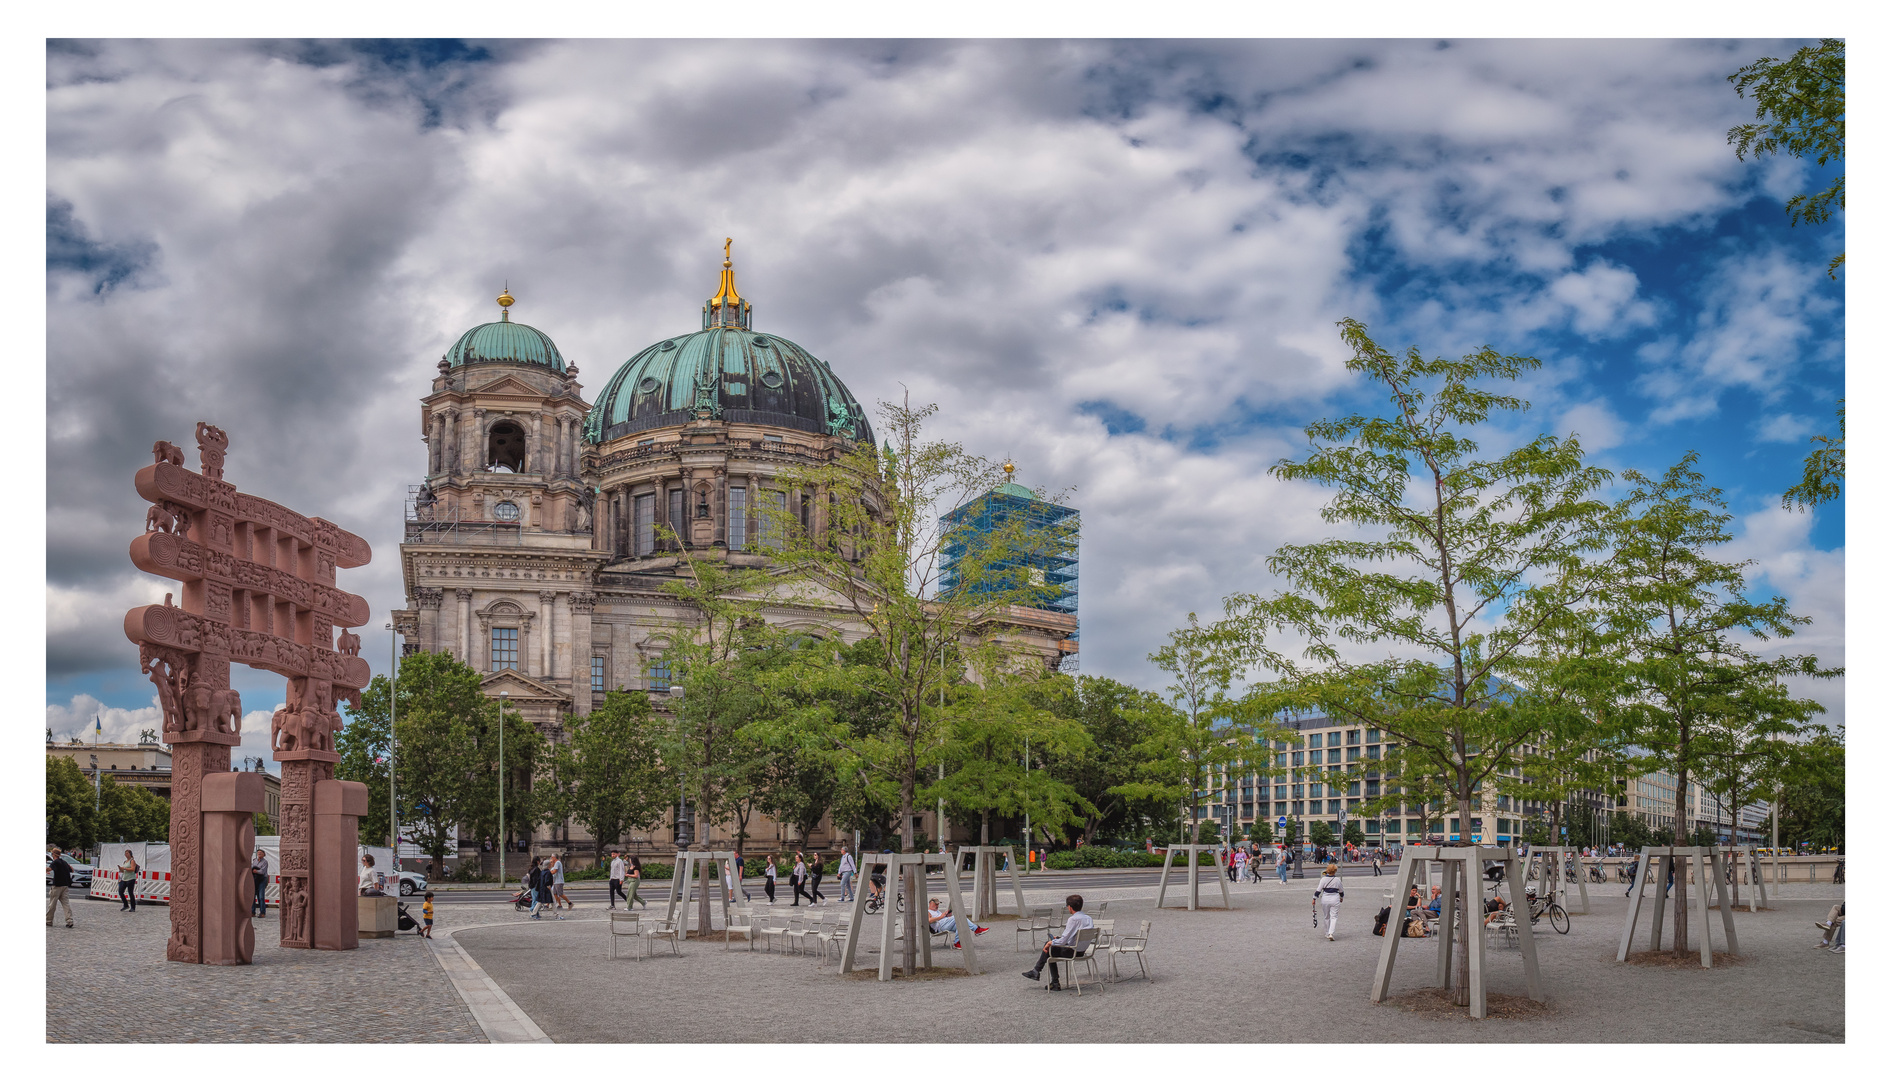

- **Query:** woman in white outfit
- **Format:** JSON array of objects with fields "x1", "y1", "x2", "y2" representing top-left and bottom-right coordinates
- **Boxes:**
[{"x1": 1315, "y1": 864, "x2": 1345, "y2": 940}]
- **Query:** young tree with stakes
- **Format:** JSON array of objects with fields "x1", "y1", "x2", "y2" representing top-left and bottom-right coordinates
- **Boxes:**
[
  {"x1": 1218, "y1": 318, "x2": 1612, "y2": 1007},
  {"x1": 762, "y1": 395, "x2": 1075, "y2": 973},
  {"x1": 1601, "y1": 455, "x2": 1838, "y2": 953}
]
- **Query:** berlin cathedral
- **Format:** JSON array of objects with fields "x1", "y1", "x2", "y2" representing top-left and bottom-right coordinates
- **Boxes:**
[{"x1": 393, "y1": 245, "x2": 1077, "y2": 856}]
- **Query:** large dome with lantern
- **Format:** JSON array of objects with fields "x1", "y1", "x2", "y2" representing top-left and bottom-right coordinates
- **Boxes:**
[{"x1": 582, "y1": 244, "x2": 873, "y2": 446}]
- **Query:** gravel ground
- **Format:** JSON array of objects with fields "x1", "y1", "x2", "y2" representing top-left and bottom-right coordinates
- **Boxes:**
[
  {"x1": 453, "y1": 877, "x2": 1844, "y2": 1043},
  {"x1": 45, "y1": 900, "x2": 485, "y2": 1043}
]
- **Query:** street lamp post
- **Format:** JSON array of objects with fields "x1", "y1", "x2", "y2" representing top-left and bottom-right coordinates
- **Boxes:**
[
  {"x1": 497, "y1": 691, "x2": 508, "y2": 889},
  {"x1": 386, "y1": 621, "x2": 397, "y2": 873},
  {"x1": 91, "y1": 753, "x2": 101, "y2": 814}
]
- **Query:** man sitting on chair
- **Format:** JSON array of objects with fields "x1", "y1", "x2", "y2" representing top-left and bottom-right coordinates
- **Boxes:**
[
  {"x1": 1022, "y1": 894, "x2": 1092, "y2": 991},
  {"x1": 925, "y1": 898, "x2": 989, "y2": 950}
]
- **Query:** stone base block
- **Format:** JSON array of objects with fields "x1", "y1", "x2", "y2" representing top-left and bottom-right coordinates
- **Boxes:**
[{"x1": 359, "y1": 895, "x2": 398, "y2": 939}]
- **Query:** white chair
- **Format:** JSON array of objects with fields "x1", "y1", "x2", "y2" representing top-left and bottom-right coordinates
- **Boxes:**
[
  {"x1": 609, "y1": 911, "x2": 642, "y2": 960},
  {"x1": 758, "y1": 913, "x2": 794, "y2": 954},
  {"x1": 1107, "y1": 920, "x2": 1151, "y2": 983},
  {"x1": 1091, "y1": 918, "x2": 1116, "y2": 951},
  {"x1": 725, "y1": 906, "x2": 759, "y2": 951},
  {"x1": 788, "y1": 912, "x2": 825, "y2": 954},
  {"x1": 1045, "y1": 925, "x2": 1102, "y2": 996},
  {"x1": 815, "y1": 916, "x2": 852, "y2": 969},
  {"x1": 1016, "y1": 906, "x2": 1053, "y2": 951},
  {"x1": 641, "y1": 915, "x2": 682, "y2": 958}
]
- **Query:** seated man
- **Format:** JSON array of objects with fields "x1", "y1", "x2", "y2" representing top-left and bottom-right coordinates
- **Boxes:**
[
  {"x1": 1022, "y1": 894, "x2": 1092, "y2": 991},
  {"x1": 1426, "y1": 885, "x2": 1444, "y2": 917},
  {"x1": 925, "y1": 898, "x2": 989, "y2": 949},
  {"x1": 1814, "y1": 902, "x2": 1845, "y2": 949},
  {"x1": 1482, "y1": 892, "x2": 1510, "y2": 926}
]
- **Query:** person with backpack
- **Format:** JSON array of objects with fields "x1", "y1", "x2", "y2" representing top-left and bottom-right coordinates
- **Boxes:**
[
  {"x1": 1314, "y1": 864, "x2": 1345, "y2": 940},
  {"x1": 120, "y1": 849, "x2": 142, "y2": 912}
]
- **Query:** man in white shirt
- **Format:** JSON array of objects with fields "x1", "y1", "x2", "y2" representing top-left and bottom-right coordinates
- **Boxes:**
[
  {"x1": 837, "y1": 846, "x2": 857, "y2": 902},
  {"x1": 1022, "y1": 895, "x2": 1092, "y2": 991},
  {"x1": 608, "y1": 852, "x2": 627, "y2": 909},
  {"x1": 549, "y1": 854, "x2": 571, "y2": 912}
]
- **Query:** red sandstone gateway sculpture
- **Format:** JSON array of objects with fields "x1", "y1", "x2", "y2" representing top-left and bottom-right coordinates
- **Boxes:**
[{"x1": 125, "y1": 423, "x2": 373, "y2": 964}]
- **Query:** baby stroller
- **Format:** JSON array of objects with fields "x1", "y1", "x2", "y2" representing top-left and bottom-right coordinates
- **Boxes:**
[{"x1": 397, "y1": 901, "x2": 419, "y2": 933}]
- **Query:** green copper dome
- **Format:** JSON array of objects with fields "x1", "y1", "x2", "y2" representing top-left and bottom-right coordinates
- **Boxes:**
[
  {"x1": 445, "y1": 317, "x2": 566, "y2": 373},
  {"x1": 583, "y1": 326, "x2": 872, "y2": 446}
]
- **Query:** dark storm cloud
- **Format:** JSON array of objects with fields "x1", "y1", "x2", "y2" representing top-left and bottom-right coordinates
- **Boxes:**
[{"x1": 47, "y1": 196, "x2": 158, "y2": 294}]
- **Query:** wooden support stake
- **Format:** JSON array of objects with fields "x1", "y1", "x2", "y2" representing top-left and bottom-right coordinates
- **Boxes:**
[{"x1": 1369, "y1": 849, "x2": 1420, "y2": 1003}]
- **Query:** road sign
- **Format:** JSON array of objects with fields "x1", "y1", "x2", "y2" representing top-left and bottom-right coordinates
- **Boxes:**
[{"x1": 1277, "y1": 817, "x2": 1287, "y2": 828}]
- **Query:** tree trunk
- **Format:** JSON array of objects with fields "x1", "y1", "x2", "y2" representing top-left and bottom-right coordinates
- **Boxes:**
[
  {"x1": 1672, "y1": 764, "x2": 1688, "y2": 958},
  {"x1": 695, "y1": 780, "x2": 714, "y2": 940},
  {"x1": 1453, "y1": 792, "x2": 1473, "y2": 1007},
  {"x1": 980, "y1": 810, "x2": 990, "y2": 846}
]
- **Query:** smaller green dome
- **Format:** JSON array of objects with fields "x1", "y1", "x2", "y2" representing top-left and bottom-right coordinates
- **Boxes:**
[{"x1": 446, "y1": 319, "x2": 566, "y2": 373}]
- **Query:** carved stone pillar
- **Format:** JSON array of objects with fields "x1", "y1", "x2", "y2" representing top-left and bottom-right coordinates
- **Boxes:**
[
  {"x1": 456, "y1": 588, "x2": 473, "y2": 662},
  {"x1": 539, "y1": 590, "x2": 555, "y2": 678},
  {"x1": 311, "y1": 778, "x2": 368, "y2": 950},
  {"x1": 570, "y1": 592, "x2": 596, "y2": 715},
  {"x1": 530, "y1": 412, "x2": 543, "y2": 476},
  {"x1": 200, "y1": 771, "x2": 264, "y2": 965},
  {"x1": 416, "y1": 587, "x2": 443, "y2": 653}
]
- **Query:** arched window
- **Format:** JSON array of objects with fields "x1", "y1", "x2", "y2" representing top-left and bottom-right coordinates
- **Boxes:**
[{"x1": 487, "y1": 421, "x2": 525, "y2": 472}]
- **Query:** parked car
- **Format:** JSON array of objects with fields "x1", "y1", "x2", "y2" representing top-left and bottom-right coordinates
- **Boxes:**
[
  {"x1": 46, "y1": 853, "x2": 93, "y2": 890},
  {"x1": 394, "y1": 870, "x2": 427, "y2": 896}
]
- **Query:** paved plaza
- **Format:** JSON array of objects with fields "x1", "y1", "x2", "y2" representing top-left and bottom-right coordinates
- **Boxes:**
[{"x1": 46, "y1": 872, "x2": 1844, "y2": 1043}]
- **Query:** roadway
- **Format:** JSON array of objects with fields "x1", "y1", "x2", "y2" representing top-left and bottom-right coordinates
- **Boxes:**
[{"x1": 419, "y1": 863, "x2": 1402, "y2": 906}]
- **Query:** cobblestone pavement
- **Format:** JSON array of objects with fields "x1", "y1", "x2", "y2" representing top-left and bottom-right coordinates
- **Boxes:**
[
  {"x1": 46, "y1": 897, "x2": 485, "y2": 1043},
  {"x1": 455, "y1": 876, "x2": 1844, "y2": 1043}
]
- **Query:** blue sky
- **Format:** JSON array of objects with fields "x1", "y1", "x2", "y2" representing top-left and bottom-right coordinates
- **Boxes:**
[{"x1": 45, "y1": 38, "x2": 1845, "y2": 759}]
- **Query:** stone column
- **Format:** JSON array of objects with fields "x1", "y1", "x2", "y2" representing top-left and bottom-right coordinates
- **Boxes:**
[
  {"x1": 440, "y1": 409, "x2": 457, "y2": 475},
  {"x1": 539, "y1": 591, "x2": 555, "y2": 679},
  {"x1": 570, "y1": 593, "x2": 596, "y2": 716},
  {"x1": 559, "y1": 416, "x2": 572, "y2": 479},
  {"x1": 456, "y1": 588, "x2": 473, "y2": 662},
  {"x1": 530, "y1": 412, "x2": 543, "y2": 475},
  {"x1": 274, "y1": 740, "x2": 337, "y2": 950},
  {"x1": 200, "y1": 771, "x2": 264, "y2": 965},
  {"x1": 165, "y1": 729, "x2": 238, "y2": 963},
  {"x1": 469, "y1": 408, "x2": 486, "y2": 471},
  {"x1": 311, "y1": 778, "x2": 368, "y2": 950},
  {"x1": 416, "y1": 588, "x2": 443, "y2": 653}
]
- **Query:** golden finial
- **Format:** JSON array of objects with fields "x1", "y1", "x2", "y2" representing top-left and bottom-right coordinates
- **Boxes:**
[
  {"x1": 710, "y1": 239, "x2": 744, "y2": 312},
  {"x1": 497, "y1": 284, "x2": 515, "y2": 322},
  {"x1": 1003, "y1": 461, "x2": 1016, "y2": 476}
]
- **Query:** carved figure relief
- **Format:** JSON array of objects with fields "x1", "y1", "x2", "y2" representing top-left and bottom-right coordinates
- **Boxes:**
[
  {"x1": 141, "y1": 645, "x2": 190, "y2": 733},
  {"x1": 195, "y1": 421, "x2": 230, "y2": 481},
  {"x1": 335, "y1": 629, "x2": 361, "y2": 657},
  {"x1": 153, "y1": 440, "x2": 185, "y2": 467}
]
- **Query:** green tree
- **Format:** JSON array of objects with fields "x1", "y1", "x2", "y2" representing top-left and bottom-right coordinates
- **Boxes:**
[
  {"x1": 1034, "y1": 675, "x2": 1163, "y2": 845},
  {"x1": 1601, "y1": 455, "x2": 1839, "y2": 956},
  {"x1": 1220, "y1": 318, "x2": 1611, "y2": 1005},
  {"x1": 1112, "y1": 614, "x2": 1273, "y2": 846},
  {"x1": 545, "y1": 690, "x2": 674, "y2": 863},
  {"x1": 1247, "y1": 820, "x2": 1275, "y2": 844},
  {"x1": 337, "y1": 673, "x2": 393, "y2": 844},
  {"x1": 47, "y1": 755, "x2": 97, "y2": 851},
  {"x1": 1775, "y1": 730, "x2": 1843, "y2": 851},
  {"x1": 1342, "y1": 820, "x2": 1365, "y2": 847},
  {"x1": 1610, "y1": 811, "x2": 1652, "y2": 851},
  {"x1": 766, "y1": 395, "x2": 1074, "y2": 971},
  {"x1": 934, "y1": 668, "x2": 1093, "y2": 848},
  {"x1": 1693, "y1": 677, "x2": 1822, "y2": 904},
  {"x1": 1783, "y1": 400, "x2": 1843, "y2": 511},
  {"x1": 1307, "y1": 820, "x2": 1335, "y2": 847},
  {"x1": 1282, "y1": 817, "x2": 1301, "y2": 846},
  {"x1": 1728, "y1": 38, "x2": 1844, "y2": 276},
  {"x1": 97, "y1": 776, "x2": 171, "y2": 842}
]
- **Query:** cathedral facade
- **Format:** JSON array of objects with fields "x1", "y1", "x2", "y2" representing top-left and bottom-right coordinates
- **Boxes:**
[{"x1": 394, "y1": 247, "x2": 1077, "y2": 858}]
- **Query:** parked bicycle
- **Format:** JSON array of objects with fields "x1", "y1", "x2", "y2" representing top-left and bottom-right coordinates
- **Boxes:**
[{"x1": 1522, "y1": 888, "x2": 1571, "y2": 934}]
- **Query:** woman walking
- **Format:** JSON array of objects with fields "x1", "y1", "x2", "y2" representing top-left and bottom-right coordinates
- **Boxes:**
[
  {"x1": 627, "y1": 856, "x2": 648, "y2": 908},
  {"x1": 525, "y1": 857, "x2": 545, "y2": 918},
  {"x1": 808, "y1": 851, "x2": 827, "y2": 904},
  {"x1": 1314, "y1": 864, "x2": 1346, "y2": 940},
  {"x1": 764, "y1": 855, "x2": 778, "y2": 905},
  {"x1": 790, "y1": 851, "x2": 813, "y2": 906}
]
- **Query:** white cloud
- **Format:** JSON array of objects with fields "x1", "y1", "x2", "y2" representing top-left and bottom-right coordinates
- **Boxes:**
[
  {"x1": 1753, "y1": 412, "x2": 1818, "y2": 445},
  {"x1": 1723, "y1": 505, "x2": 1845, "y2": 727},
  {"x1": 46, "y1": 694, "x2": 288, "y2": 772},
  {"x1": 45, "y1": 39, "x2": 1841, "y2": 696}
]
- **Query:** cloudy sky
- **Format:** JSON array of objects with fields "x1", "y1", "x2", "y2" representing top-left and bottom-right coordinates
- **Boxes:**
[{"x1": 45, "y1": 38, "x2": 1845, "y2": 758}]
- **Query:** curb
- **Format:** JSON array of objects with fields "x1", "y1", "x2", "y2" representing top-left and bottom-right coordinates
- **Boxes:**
[{"x1": 430, "y1": 922, "x2": 558, "y2": 1043}]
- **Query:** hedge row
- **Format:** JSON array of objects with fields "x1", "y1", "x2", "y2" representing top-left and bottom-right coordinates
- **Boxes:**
[{"x1": 1043, "y1": 848, "x2": 1215, "y2": 870}]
